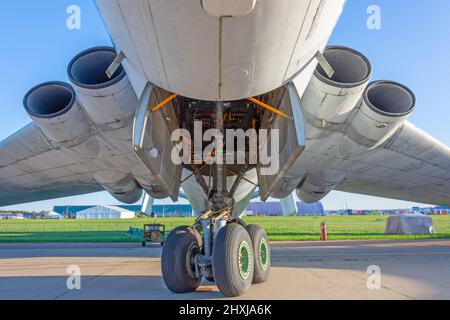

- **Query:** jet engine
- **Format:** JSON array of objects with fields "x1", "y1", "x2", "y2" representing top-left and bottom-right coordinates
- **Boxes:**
[
  {"x1": 23, "y1": 81, "x2": 94, "y2": 149},
  {"x1": 23, "y1": 47, "x2": 147, "y2": 202},
  {"x1": 300, "y1": 46, "x2": 372, "y2": 138},
  {"x1": 67, "y1": 46, "x2": 138, "y2": 129},
  {"x1": 339, "y1": 80, "x2": 416, "y2": 157},
  {"x1": 294, "y1": 46, "x2": 415, "y2": 203}
]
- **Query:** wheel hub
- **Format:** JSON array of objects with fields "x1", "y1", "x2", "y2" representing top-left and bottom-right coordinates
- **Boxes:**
[
  {"x1": 238, "y1": 241, "x2": 252, "y2": 280},
  {"x1": 259, "y1": 238, "x2": 269, "y2": 271},
  {"x1": 185, "y1": 242, "x2": 199, "y2": 279}
]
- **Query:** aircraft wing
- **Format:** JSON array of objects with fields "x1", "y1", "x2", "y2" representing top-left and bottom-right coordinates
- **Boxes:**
[
  {"x1": 335, "y1": 122, "x2": 450, "y2": 206},
  {"x1": 0, "y1": 123, "x2": 103, "y2": 207},
  {"x1": 277, "y1": 46, "x2": 450, "y2": 208},
  {"x1": 0, "y1": 46, "x2": 185, "y2": 208}
]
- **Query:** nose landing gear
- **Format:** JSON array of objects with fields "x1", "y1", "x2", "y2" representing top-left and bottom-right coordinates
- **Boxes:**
[
  {"x1": 161, "y1": 100, "x2": 271, "y2": 297},
  {"x1": 161, "y1": 209, "x2": 271, "y2": 297}
]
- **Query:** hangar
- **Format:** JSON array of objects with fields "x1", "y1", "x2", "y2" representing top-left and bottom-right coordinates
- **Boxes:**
[{"x1": 75, "y1": 205, "x2": 135, "y2": 220}]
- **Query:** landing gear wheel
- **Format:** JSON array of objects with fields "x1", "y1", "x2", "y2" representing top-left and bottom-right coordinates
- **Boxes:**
[
  {"x1": 161, "y1": 226, "x2": 202, "y2": 293},
  {"x1": 246, "y1": 225, "x2": 271, "y2": 284},
  {"x1": 212, "y1": 223, "x2": 254, "y2": 297}
]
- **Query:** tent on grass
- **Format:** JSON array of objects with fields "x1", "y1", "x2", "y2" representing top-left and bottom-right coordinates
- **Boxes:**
[{"x1": 385, "y1": 214, "x2": 435, "y2": 235}]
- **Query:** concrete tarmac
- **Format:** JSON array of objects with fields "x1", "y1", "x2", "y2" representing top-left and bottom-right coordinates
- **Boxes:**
[{"x1": 0, "y1": 239, "x2": 449, "y2": 300}]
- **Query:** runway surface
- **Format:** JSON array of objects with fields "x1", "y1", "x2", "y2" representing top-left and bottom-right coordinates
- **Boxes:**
[{"x1": 0, "y1": 239, "x2": 449, "y2": 300}]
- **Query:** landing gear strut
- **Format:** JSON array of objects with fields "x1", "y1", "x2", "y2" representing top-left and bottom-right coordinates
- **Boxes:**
[{"x1": 161, "y1": 101, "x2": 271, "y2": 297}]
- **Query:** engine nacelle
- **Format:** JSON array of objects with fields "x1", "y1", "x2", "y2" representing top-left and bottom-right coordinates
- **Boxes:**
[
  {"x1": 23, "y1": 81, "x2": 93, "y2": 147},
  {"x1": 93, "y1": 171, "x2": 143, "y2": 204},
  {"x1": 301, "y1": 46, "x2": 372, "y2": 138},
  {"x1": 339, "y1": 80, "x2": 416, "y2": 157},
  {"x1": 68, "y1": 46, "x2": 138, "y2": 129},
  {"x1": 294, "y1": 45, "x2": 415, "y2": 202},
  {"x1": 296, "y1": 170, "x2": 346, "y2": 203}
]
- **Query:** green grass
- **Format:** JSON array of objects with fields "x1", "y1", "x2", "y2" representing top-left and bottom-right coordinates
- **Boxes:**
[{"x1": 1, "y1": 215, "x2": 450, "y2": 243}]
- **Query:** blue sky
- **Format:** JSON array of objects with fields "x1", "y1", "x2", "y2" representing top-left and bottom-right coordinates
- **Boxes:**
[{"x1": 1, "y1": 0, "x2": 450, "y2": 211}]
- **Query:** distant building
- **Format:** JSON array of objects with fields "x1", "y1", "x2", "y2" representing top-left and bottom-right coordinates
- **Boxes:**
[
  {"x1": 246, "y1": 202, "x2": 324, "y2": 216},
  {"x1": 297, "y1": 202, "x2": 325, "y2": 216},
  {"x1": 75, "y1": 206, "x2": 136, "y2": 220},
  {"x1": 325, "y1": 209, "x2": 353, "y2": 216},
  {"x1": 5, "y1": 213, "x2": 24, "y2": 220},
  {"x1": 53, "y1": 206, "x2": 96, "y2": 218},
  {"x1": 152, "y1": 204, "x2": 193, "y2": 217},
  {"x1": 45, "y1": 212, "x2": 65, "y2": 219},
  {"x1": 22, "y1": 213, "x2": 35, "y2": 219},
  {"x1": 54, "y1": 202, "x2": 322, "y2": 218},
  {"x1": 55, "y1": 204, "x2": 193, "y2": 218},
  {"x1": 0, "y1": 212, "x2": 34, "y2": 219},
  {"x1": 433, "y1": 206, "x2": 450, "y2": 215}
]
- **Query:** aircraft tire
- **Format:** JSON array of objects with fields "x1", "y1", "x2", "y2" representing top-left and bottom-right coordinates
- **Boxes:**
[
  {"x1": 161, "y1": 226, "x2": 202, "y2": 293},
  {"x1": 246, "y1": 224, "x2": 271, "y2": 283},
  {"x1": 212, "y1": 223, "x2": 254, "y2": 297}
]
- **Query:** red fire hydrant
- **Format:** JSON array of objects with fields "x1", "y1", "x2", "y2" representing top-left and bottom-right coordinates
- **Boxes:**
[{"x1": 320, "y1": 222, "x2": 328, "y2": 241}]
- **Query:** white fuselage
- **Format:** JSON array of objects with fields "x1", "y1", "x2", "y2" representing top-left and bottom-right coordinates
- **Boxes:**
[
  {"x1": 96, "y1": 0, "x2": 345, "y2": 101},
  {"x1": 94, "y1": 0, "x2": 346, "y2": 214}
]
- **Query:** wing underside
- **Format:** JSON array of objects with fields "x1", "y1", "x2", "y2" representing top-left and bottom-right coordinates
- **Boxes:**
[
  {"x1": 333, "y1": 122, "x2": 450, "y2": 206},
  {"x1": 0, "y1": 123, "x2": 103, "y2": 207}
]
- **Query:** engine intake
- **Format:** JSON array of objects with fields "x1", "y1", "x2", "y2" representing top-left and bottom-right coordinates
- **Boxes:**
[
  {"x1": 24, "y1": 81, "x2": 75, "y2": 118},
  {"x1": 23, "y1": 81, "x2": 91, "y2": 146},
  {"x1": 301, "y1": 46, "x2": 372, "y2": 127},
  {"x1": 339, "y1": 80, "x2": 416, "y2": 157},
  {"x1": 68, "y1": 46, "x2": 125, "y2": 89},
  {"x1": 316, "y1": 46, "x2": 372, "y2": 88},
  {"x1": 67, "y1": 46, "x2": 138, "y2": 128},
  {"x1": 364, "y1": 81, "x2": 415, "y2": 117}
]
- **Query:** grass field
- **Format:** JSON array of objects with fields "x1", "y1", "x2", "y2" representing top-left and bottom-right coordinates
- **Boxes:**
[{"x1": 1, "y1": 215, "x2": 450, "y2": 243}]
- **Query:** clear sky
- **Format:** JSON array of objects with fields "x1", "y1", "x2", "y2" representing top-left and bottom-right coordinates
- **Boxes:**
[{"x1": 1, "y1": 0, "x2": 450, "y2": 212}]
